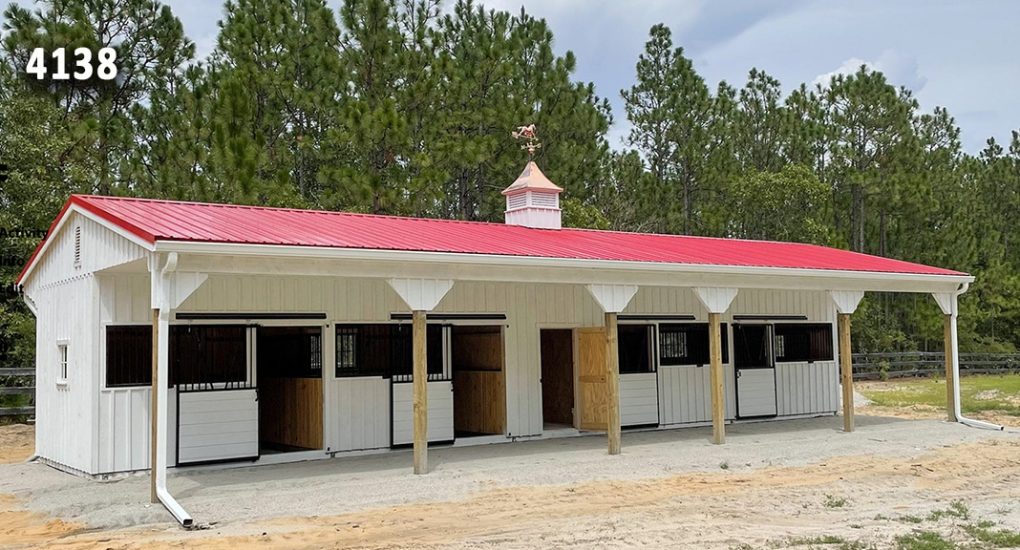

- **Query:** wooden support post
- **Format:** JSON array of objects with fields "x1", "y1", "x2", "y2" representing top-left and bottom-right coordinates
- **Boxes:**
[
  {"x1": 605, "y1": 312, "x2": 621, "y2": 455},
  {"x1": 150, "y1": 308, "x2": 158, "y2": 504},
  {"x1": 412, "y1": 310, "x2": 428, "y2": 474},
  {"x1": 944, "y1": 314, "x2": 958, "y2": 422},
  {"x1": 838, "y1": 313, "x2": 854, "y2": 433},
  {"x1": 709, "y1": 312, "x2": 725, "y2": 445}
]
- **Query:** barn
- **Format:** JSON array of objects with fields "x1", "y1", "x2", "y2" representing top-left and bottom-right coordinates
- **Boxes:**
[{"x1": 16, "y1": 161, "x2": 974, "y2": 526}]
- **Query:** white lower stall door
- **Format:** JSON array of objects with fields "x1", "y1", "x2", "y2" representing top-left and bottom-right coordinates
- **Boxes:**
[
  {"x1": 391, "y1": 381, "x2": 455, "y2": 445},
  {"x1": 733, "y1": 325, "x2": 778, "y2": 418},
  {"x1": 177, "y1": 389, "x2": 259, "y2": 464}
]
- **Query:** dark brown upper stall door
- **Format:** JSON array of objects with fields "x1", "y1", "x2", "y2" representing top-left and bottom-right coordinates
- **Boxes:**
[{"x1": 540, "y1": 329, "x2": 575, "y2": 427}]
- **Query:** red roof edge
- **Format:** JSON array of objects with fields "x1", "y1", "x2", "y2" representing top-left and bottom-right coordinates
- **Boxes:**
[{"x1": 14, "y1": 195, "x2": 157, "y2": 286}]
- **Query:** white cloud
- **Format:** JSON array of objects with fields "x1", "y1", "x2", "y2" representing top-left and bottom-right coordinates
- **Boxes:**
[{"x1": 813, "y1": 49, "x2": 927, "y2": 92}]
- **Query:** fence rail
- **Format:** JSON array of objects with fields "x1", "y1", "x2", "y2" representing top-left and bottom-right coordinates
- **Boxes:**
[
  {"x1": 852, "y1": 352, "x2": 1020, "y2": 380},
  {"x1": 0, "y1": 368, "x2": 34, "y2": 419}
]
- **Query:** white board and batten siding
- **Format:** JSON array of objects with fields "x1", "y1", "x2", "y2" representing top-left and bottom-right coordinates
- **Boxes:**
[
  {"x1": 26, "y1": 212, "x2": 148, "y2": 474},
  {"x1": 98, "y1": 387, "x2": 177, "y2": 472},
  {"x1": 88, "y1": 273, "x2": 843, "y2": 473},
  {"x1": 776, "y1": 361, "x2": 839, "y2": 416},
  {"x1": 619, "y1": 373, "x2": 658, "y2": 426},
  {"x1": 658, "y1": 365, "x2": 737, "y2": 424},
  {"x1": 391, "y1": 382, "x2": 454, "y2": 445},
  {"x1": 176, "y1": 390, "x2": 259, "y2": 464}
]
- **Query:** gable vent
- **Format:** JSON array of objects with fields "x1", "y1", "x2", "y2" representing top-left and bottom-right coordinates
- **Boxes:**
[{"x1": 73, "y1": 225, "x2": 81, "y2": 268}]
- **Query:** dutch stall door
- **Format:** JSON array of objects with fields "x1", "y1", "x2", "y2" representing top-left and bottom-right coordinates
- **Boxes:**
[
  {"x1": 733, "y1": 324, "x2": 779, "y2": 418},
  {"x1": 577, "y1": 327, "x2": 609, "y2": 431}
]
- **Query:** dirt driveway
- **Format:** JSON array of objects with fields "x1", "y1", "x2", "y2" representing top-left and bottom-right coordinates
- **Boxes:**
[{"x1": 2, "y1": 416, "x2": 1019, "y2": 549}]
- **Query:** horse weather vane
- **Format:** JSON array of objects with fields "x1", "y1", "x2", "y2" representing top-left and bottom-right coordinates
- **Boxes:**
[{"x1": 511, "y1": 124, "x2": 541, "y2": 159}]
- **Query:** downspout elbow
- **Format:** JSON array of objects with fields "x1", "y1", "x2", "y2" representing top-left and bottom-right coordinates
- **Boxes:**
[{"x1": 157, "y1": 486, "x2": 193, "y2": 528}]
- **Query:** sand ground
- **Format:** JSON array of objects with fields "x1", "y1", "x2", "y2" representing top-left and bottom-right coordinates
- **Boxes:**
[
  {"x1": 2, "y1": 415, "x2": 1020, "y2": 549},
  {"x1": 0, "y1": 424, "x2": 33, "y2": 465}
]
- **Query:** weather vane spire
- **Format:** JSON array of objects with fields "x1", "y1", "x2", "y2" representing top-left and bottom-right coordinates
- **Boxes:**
[{"x1": 511, "y1": 123, "x2": 541, "y2": 159}]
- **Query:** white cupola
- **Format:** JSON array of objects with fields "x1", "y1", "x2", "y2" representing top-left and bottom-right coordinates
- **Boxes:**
[{"x1": 502, "y1": 161, "x2": 563, "y2": 229}]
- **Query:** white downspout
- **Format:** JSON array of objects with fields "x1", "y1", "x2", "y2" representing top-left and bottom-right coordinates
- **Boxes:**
[
  {"x1": 950, "y1": 283, "x2": 1003, "y2": 431},
  {"x1": 155, "y1": 253, "x2": 194, "y2": 527}
]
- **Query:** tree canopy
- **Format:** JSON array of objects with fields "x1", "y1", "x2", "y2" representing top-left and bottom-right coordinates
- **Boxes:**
[{"x1": 2, "y1": 0, "x2": 1019, "y2": 370}]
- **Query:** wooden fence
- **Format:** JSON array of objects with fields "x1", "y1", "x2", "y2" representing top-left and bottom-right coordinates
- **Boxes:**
[
  {"x1": 0, "y1": 367, "x2": 34, "y2": 418},
  {"x1": 0, "y1": 353, "x2": 1017, "y2": 414},
  {"x1": 852, "y1": 352, "x2": 1020, "y2": 380}
]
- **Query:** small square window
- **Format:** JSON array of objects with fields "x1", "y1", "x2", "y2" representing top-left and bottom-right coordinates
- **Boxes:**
[{"x1": 57, "y1": 343, "x2": 68, "y2": 383}]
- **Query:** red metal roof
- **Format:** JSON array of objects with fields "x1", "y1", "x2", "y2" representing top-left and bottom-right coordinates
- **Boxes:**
[{"x1": 17, "y1": 194, "x2": 967, "y2": 284}]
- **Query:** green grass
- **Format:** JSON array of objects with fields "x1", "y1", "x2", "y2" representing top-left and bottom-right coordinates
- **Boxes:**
[
  {"x1": 824, "y1": 494, "x2": 849, "y2": 509},
  {"x1": 964, "y1": 520, "x2": 1020, "y2": 547},
  {"x1": 859, "y1": 373, "x2": 1020, "y2": 417},
  {"x1": 897, "y1": 515, "x2": 925, "y2": 524},
  {"x1": 926, "y1": 501, "x2": 970, "y2": 522},
  {"x1": 782, "y1": 535, "x2": 876, "y2": 549},
  {"x1": 894, "y1": 531, "x2": 956, "y2": 550},
  {"x1": 786, "y1": 535, "x2": 849, "y2": 546}
]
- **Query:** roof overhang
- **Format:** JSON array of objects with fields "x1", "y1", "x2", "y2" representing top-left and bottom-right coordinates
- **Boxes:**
[
  {"x1": 155, "y1": 240, "x2": 973, "y2": 295},
  {"x1": 16, "y1": 200, "x2": 156, "y2": 288},
  {"x1": 18, "y1": 195, "x2": 972, "y2": 296}
]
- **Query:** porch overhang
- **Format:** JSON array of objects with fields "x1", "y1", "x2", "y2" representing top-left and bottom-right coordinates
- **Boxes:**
[{"x1": 153, "y1": 240, "x2": 973, "y2": 295}]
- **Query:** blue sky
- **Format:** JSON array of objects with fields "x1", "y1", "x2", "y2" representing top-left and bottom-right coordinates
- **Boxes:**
[{"x1": 5, "y1": 0, "x2": 1018, "y2": 152}]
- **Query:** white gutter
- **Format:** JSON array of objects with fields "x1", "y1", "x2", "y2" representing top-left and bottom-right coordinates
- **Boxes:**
[
  {"x1": 155, "y1": 253, "x2": 194, "y2": 528},
  {"x1": 153, "y1": 240, "x2": 975, "y2": 291},
  {"x1": 949, "y1": 283, "x2": 1003, "y2": 431}
]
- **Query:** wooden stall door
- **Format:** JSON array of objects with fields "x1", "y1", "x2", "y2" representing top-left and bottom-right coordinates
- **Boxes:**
[
  {"x1": 577, "y1": 327, "x2": 608, "y2": 431},
  {"x1": 452, "y1": 326, "x2": 506, "y2": 436},
  {"x1": 540, "y1": 329, "x2": 575, "y2": 426}
]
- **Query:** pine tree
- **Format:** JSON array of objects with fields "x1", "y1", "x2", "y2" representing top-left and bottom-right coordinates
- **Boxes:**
[{"x1": 621, "y1": 24, "x2": 727, "y2": 235}]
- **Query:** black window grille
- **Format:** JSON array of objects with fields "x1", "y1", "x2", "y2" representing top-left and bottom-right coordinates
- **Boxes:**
[
  {"x1": 335, "y1": 324, "x2": 444, "y2": 380},
  {"x1": 659, "y1": 323, "x2": 728, "y2": 366},
  {"x1": 734, "y1": 324, "x2": 770, "y2": 368},
  {"x1": 170, "y1": 325, "x2": 248, "y2": 387},
  {"x1": 106, "y1": 326, "x2": 152, "y2": 387},
  {"x1": 618, "y1": 324, "x2": 655, "y2": 374},
  {"x1": 773, "y1": 323, "x2": 833, "y2": 363}
]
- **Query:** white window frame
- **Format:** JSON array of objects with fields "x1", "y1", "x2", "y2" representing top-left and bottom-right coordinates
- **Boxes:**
[{"x1": 57, "y1": 340, "x2": 69, "y2": 385}]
